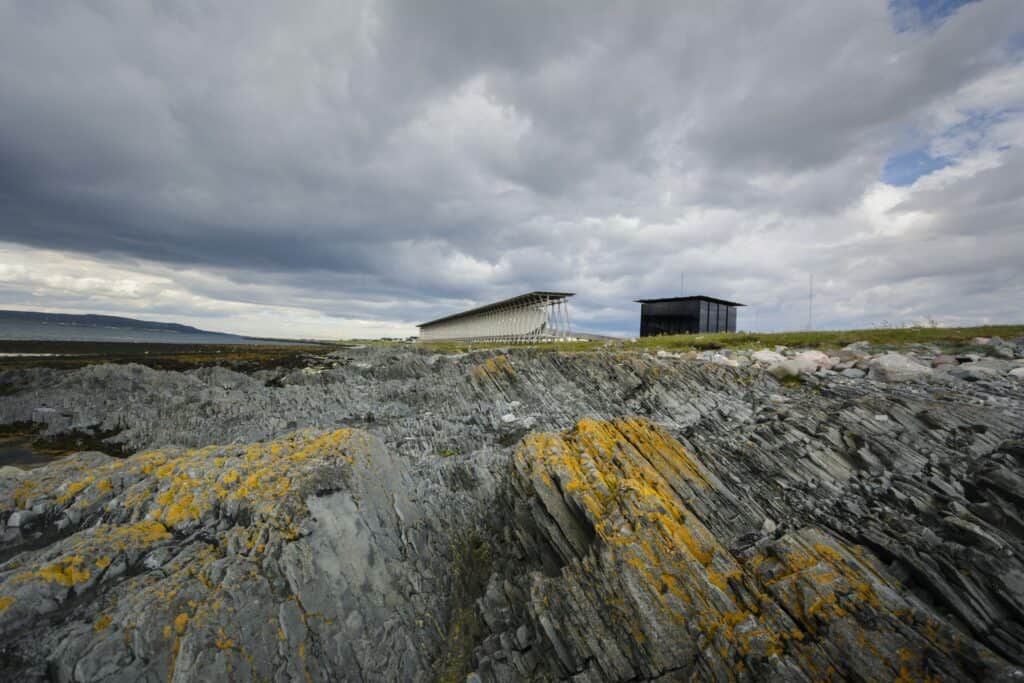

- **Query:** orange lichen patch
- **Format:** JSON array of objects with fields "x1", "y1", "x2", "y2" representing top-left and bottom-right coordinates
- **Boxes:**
[
  {"x1": 707, "y1": 568, "x2": 741, "y2": 592},
  {"x1": 115, "y1": 520, "x2": 172, "y2": 545},
  {"x1": 471, "y1": 354, "x2": 515, "y2": 380},
  {"x1": 0, "y1": 596, "x2": 14, "y2": 612},
  {"x1": 517, "y1": 418, "x2": 719, "y2": 568},
  {"x1": 57, "y1": 476, "x2": 94, "y2": 504},
  {"x1": 215, "y1": 628, "x2": 235, "y2": 650},
  {"x1": 45, "y1": 428, "x2": 363, "y2": 532},
  {"x1": 514, "y1": 418, "x2": 980, "y2": 676},
  {"x1": 12, "y1": 480, "x2": 38, "y2": 508},
  {"x1": 95, "y1": 556, "x2": 112, "y2": 569},
  {"x1": 516, "y1": 418, "x2": 763, "y2": 652},
  {"x1": 93, "y1": 614, "x2": 113, "y2": 631},
  {"x1": 174, "y1": 612, "x2": 189, "y2": 635},
  {"x1": 24, "y1": 555, "x2": 91, "y2": 587}
]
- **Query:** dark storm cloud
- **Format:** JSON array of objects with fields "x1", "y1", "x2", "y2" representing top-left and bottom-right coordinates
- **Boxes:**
[{"x1": 1, "y1": 0, "x2": 1022, "y2": 337}]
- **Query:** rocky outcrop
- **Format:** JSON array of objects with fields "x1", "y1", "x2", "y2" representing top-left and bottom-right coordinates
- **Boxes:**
[
  {"x1": 0, "y1": 429, "x2": 503, "y2": 681},
  {"x1": 1, "y1": 345, "x2": 1023, "y2": 680},
  {"x1": 503, "y1": 418, "x2": 1022, "y2": 681}
]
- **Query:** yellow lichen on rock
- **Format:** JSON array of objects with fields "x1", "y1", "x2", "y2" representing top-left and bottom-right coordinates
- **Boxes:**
[
  {"x1": 471, "y1": 355, "x2": 515, "y2": 381},
  {"x1": 514, "y1": 417, "x2": 995, "y2": 679},
  {"x1": 28, "y1": 556, "x2": 91, "y2": 587},
  {"x1": 30, "y1": 428, "x2": 361, "y2": 535},
  {"x1": 57, "y1": 477, "x2": 94, "y2": 504},
  {"x1": 215, "y1": 628, "x2": 235, "y2": 650}
]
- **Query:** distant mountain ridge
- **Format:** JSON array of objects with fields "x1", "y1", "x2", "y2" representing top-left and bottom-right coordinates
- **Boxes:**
[
  {"x1": 0, "y1": 310, "x2": 230, "y2": 336},
  {"x1": 0, "y1": 309, "x2": 270, "y2": 344}
]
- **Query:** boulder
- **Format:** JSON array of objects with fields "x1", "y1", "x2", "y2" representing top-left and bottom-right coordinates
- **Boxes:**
[
  {"x1": 837, "y1": 342, "x2": 871, "y2": 362},
  {"x1": 989, "y1": 345, "x2": 1015, "y2": 360},
  {"x1": 6, "y1": 510, "x2": 39, "y2": 528},
  {"x1": 840, "y1": 368, "x2": 866, "y2": 379},
  {"x1": 867, "y1": 353, "x2": 933, "y2": 382},
  {"x1": 711, "y1": 354, "x2": 739, "y2": 367},
  {"x1": 950, "y1": 360, "x2": 1012, "y2": 382},
  {"x1": 794, "y1": 350, "x2": 834, "y2": 371},
  {"x1": 1009, "y1": 367, "x2": 1024, "y2": 381},
  {"x1": 931, "y1": 354, "x2": 958, "y2": 368},
  {"x1": 751, "y1": 350, "x2": 786, "y2": 365},
  {"x1": 767, "y1": 360, "x2": 807, "y2": 379}
]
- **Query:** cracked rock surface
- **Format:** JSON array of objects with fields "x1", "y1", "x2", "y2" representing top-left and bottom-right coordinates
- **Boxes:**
[{"x1": 1, "y1": 345, "x2": 1023, "y2": 681}]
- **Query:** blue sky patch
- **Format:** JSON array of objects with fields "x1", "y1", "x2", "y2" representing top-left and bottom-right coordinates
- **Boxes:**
[
  {"x1": 889, "y1": 0, "x2": 982, "y2": 32},
  {"x1": 882, "y1": 147, "x2": 952, "y2": 186}
]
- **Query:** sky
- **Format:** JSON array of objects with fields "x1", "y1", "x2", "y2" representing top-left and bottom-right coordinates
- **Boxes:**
[{"x1": 1, "y1": 0, "x2": 1022, "y2": 339}]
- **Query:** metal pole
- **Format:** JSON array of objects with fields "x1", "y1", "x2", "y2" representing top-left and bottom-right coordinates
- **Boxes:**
[{"x1": 808, "y1": 274, "x2": 814, "y2": 331}]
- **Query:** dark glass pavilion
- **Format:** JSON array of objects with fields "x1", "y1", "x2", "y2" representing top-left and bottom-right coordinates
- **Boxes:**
[{"x1": 635, "y1": 296, "x2": 744, "y2": 336}]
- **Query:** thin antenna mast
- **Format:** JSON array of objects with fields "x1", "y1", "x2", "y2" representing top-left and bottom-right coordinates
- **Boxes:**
[
  {"x1": 680, "y1": 271, "x2": 685, "y2": 296},
  {"x1": 807, "y1": 274, "x2": 814, "y2": 330}
]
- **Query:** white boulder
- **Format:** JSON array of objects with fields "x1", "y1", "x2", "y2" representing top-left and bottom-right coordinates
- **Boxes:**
[
  {"x1": 868, "y1": 353, "x2": 933, "y2": 382},
  {"x1": 751, "y1": 349, "x2": 786, "y2": 365},
  {"x1": 767, "y1": 360, "x2": 808, "y2": 379},
  {"x1": 712, "y1": 353, "x2": 739, "y2": 367},
  {"x1": 794, "y1": 350, "x2": 834, "y2": 371}
]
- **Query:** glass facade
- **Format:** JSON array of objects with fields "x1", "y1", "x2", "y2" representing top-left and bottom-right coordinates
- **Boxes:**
[{"x1": 638, "y1": 297, "x2": 741, "y2": 336}]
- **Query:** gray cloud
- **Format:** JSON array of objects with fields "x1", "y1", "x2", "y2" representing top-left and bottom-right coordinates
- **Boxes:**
[{"x1": 1, "y1": 0, "x2": 1022, "y2": 337}]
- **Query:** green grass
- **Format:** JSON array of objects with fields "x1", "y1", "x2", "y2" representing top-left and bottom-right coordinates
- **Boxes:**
[
  {"x1": 631, "y1": 325, "x2": 1024, "y2": 352},
  {"x1": 417, "y1": 324, "x2": 1024, "y2": 355}
]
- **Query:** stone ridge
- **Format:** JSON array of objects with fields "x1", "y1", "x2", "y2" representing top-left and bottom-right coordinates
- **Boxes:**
[
  {"x1": 508, "y1": 418, "x2": 1012, "y2": 681},
  {"x1": 0, "y1": 428, "x2": 503, "y2": 681},
  {"x1": 1, "y1": 345, "x2": 1023, "y2": 681}
]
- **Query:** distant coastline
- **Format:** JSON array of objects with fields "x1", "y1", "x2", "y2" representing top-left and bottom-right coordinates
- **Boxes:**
[{"x1": 0, "y1": 310, "x2": 307, "y2": 346}]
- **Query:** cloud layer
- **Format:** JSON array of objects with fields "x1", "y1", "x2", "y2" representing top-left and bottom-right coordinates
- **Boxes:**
[{"x1": 1, "y1": 0, "x2": 1022, "y2": 337}]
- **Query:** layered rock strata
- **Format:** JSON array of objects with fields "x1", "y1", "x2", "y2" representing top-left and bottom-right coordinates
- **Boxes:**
[{"x1": 0, "y1": 346, "x2": 1022, "y2": 681}]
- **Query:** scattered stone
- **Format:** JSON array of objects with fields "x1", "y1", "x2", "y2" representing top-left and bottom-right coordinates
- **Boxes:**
[
  {"x1": 868, "y1": 353, "x2": 933, "y2": 382},
  {"x1": 794, "y1": 350, "x2": 833, "y2": 370},
  {"x1": 6, "y1": 510, "x2": 39, "y2": 528},
  {"x1": 711, "y1": 353, "x2": 739, "y2": 367},
  {"x1": 767, "y1": 360, "x2": 805, "y2": 379},
  {"x1": 989, "y1": 345, "x2": 1016, "y2": 360},
  {"x1": 950, "y1": 362, "x2": 1003, "y2": 382},
  {"x1": 751, "y1": 350, "x2": 785, "y2": 365}
]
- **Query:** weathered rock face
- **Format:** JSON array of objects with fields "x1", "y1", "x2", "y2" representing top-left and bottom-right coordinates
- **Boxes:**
[
  {"x1": 0, "y1": 429, "x2": 503, "y2": 681},
  {"x1": 1, "y1": 346, "x2": 1023, "y2": 681},
  {"x1": 505, "y1": 418, "x2": 1021, "y2": 681}
]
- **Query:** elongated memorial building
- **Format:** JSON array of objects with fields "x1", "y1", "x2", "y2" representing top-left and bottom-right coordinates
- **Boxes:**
[{"x1": 418, "y1": 291, "x2": 574, "y2": 343}]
